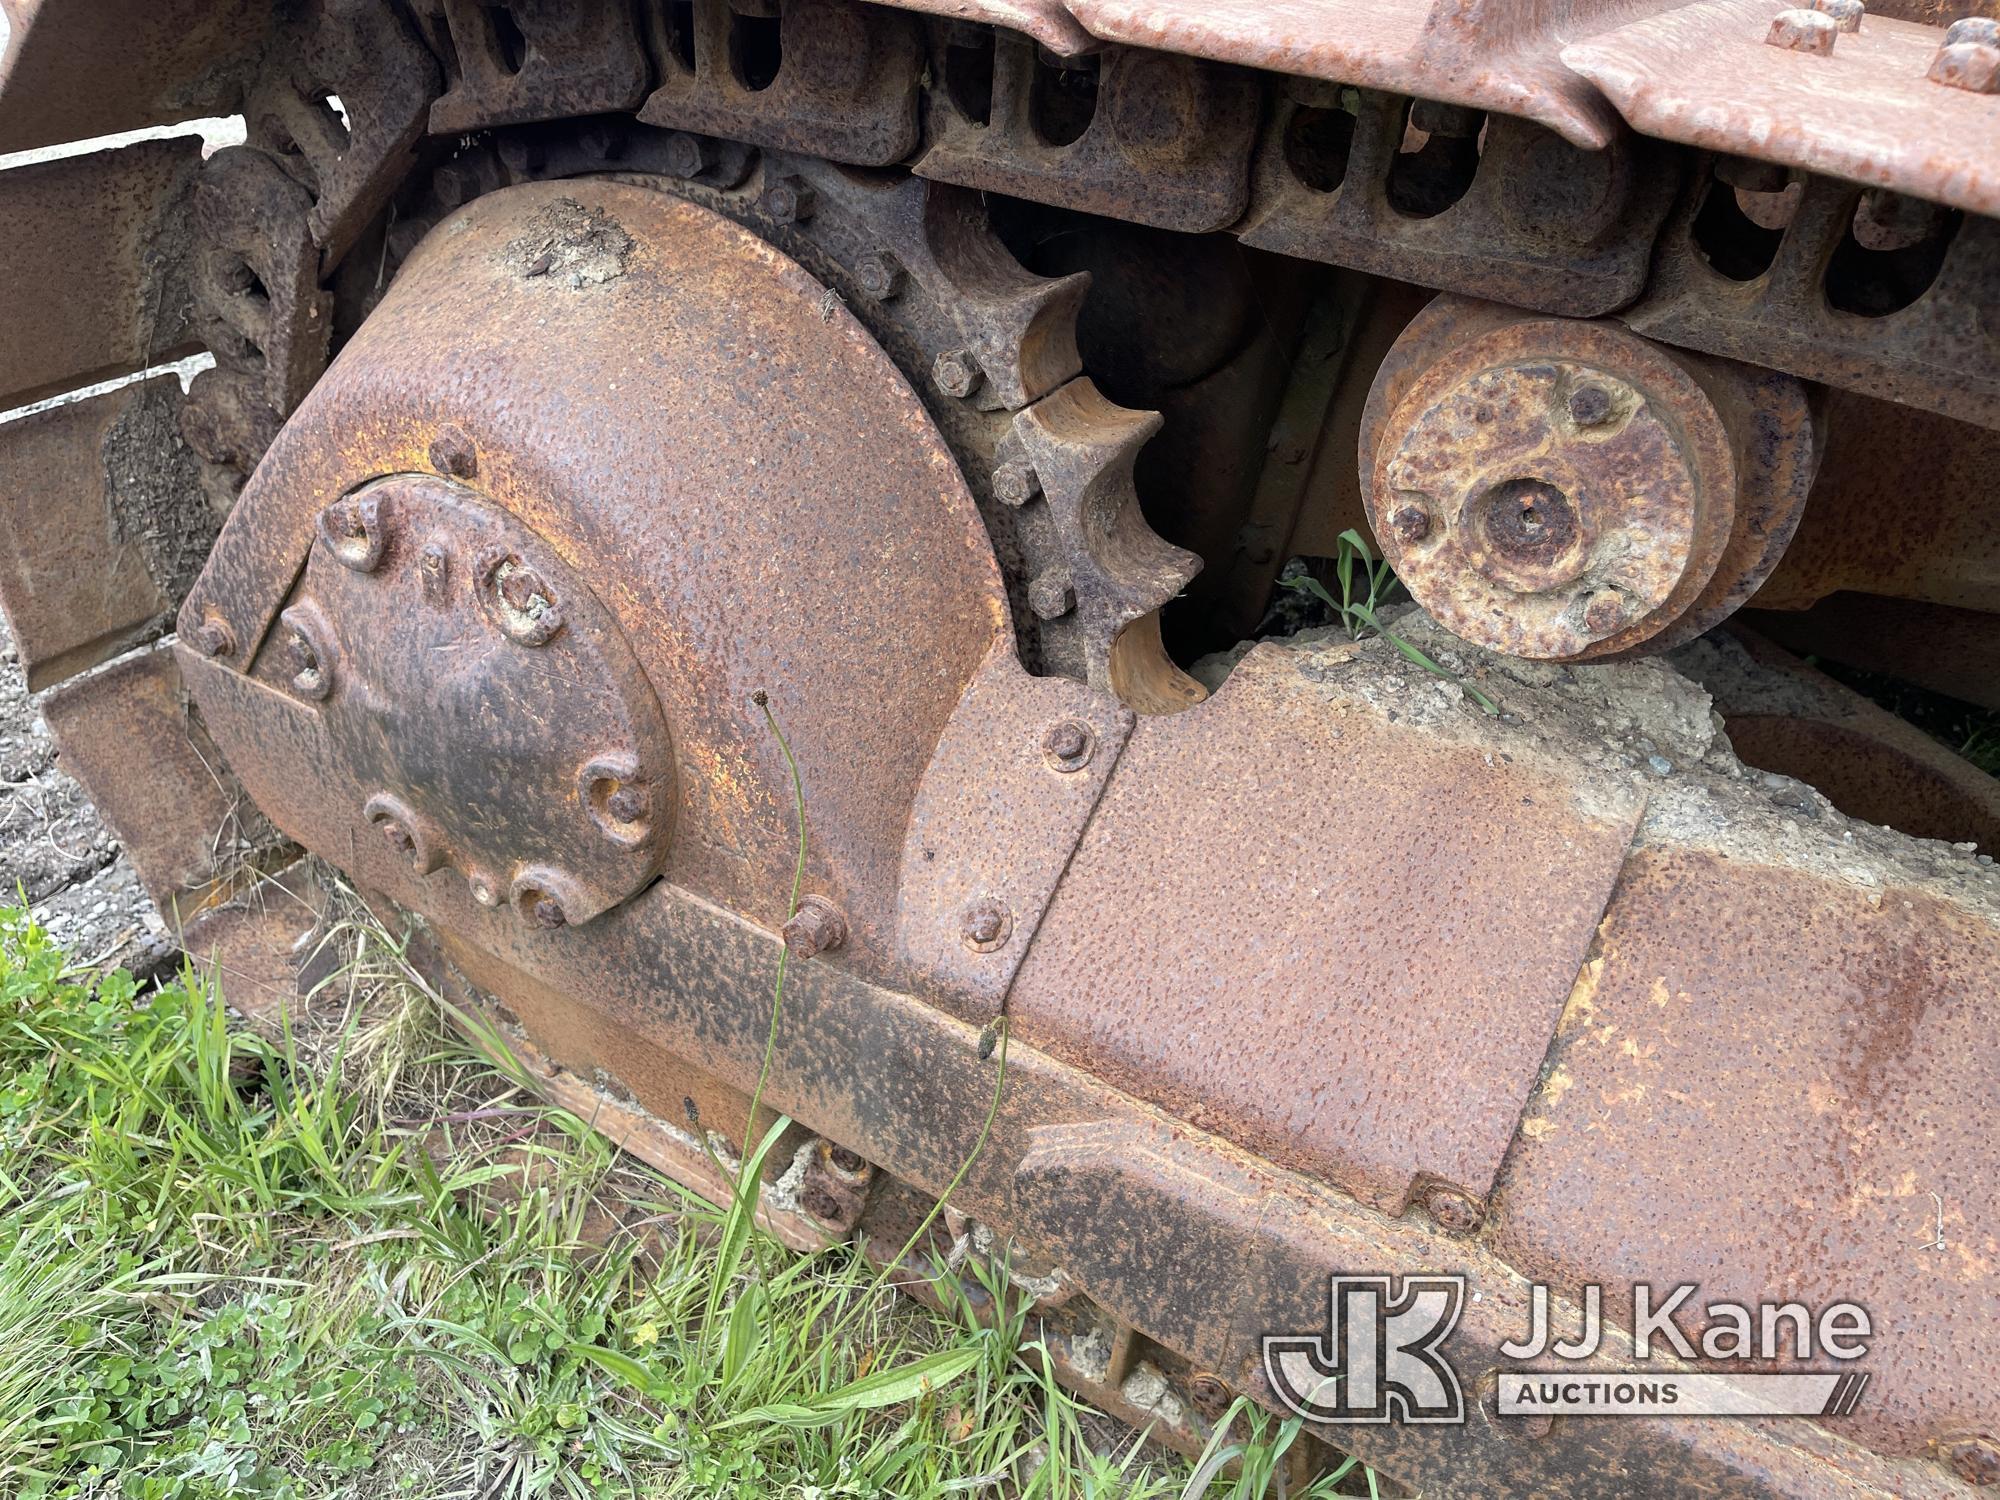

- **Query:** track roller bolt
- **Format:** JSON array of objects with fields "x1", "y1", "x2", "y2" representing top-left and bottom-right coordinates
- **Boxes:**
[
  {"x1": 762, "y1": 174, "x2": 817, "y2": 224},
  {"x1": 428, "y1": 426, "x2": 478, "y2": 480},
  {"x1": 1424, "y1": 1183, "x2": 1486, "y2": 1235},
  {"x1": 380, "y1": 820, "x2": 415, "y2": 855},
  {"x1": 1389, "y1": 503, "x2": 1433, "y2": 546},
  {"x1": 855, "y1": 250, "x2": 905, "y2": 300},
  {"x1": 933, "y1": 349, "x2": 984, "y2": 400},
  {"x1": 1567, "y1": 382, "x2": 1615, "y2": 427},
  {"x1": 781, "y1": 896, "x2": 847, "y2": 959},
  {"x1": 1766, "y1": 8, "x2": 1837, "y2": 53},
  {"x1": 1940, "y1": 1433, "x2": 2000, "y2": 1487},
  {"x1": 1028, "y1": 568, "x2": 1076, "y2": 621},
  {"x1": 664, "y1": 132, "x2": 715, "y2": 179},
  {"x1": 606, "y1": 785, "x2": 647, "y2": 823},
  {"x1": 993, "y1": 462, "x2": 1042, "y2": 507},
  {"x1": 1042, "y1": 718, "x2": 1094, "y2": 773},
  {"x1": 1188, "y1": 1373, "x2": 1231, "y2": 1420},
  {"x1": 1582, "y1": 589, "x2": 1627, "y2": 636},
  {"x1": 1929, "y1": 38, "x2": 2000, "y2": 91},
  {"x1": 529, "y1": 894, "x2": 568, "y2": 929},
  {"x1": 961, "y1": 898, "x2": 1012, "y2": 953},
  {"x1": 189, "y1": 614, "x2": 236, "y2": 659},
  {"x1": 822, "y1": 1142, "x2": 871, "y2": 1182}
]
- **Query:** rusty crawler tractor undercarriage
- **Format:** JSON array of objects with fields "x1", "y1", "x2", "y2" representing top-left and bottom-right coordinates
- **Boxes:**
[{"x1": 5, "y1": 0, "x2": 2000, "y2": 1492}]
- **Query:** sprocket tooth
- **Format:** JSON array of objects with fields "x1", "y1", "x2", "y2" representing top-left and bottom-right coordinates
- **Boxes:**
[
  {"x1": 1002, "y1": 380, "x2": 1205, "y2": 710},
  {"x1": 918, "y1": 187, "x2": 1091, "y2": 412}
]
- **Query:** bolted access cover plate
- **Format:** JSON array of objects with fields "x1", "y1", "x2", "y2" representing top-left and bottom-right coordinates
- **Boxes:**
[{"x1": 280, "y1": 472, "x2": 673, "y2": 929}]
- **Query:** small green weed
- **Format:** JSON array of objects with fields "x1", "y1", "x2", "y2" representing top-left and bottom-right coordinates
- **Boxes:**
[{"x1": 1280, "y1": 531, "x2": 1498, "y2": 716}]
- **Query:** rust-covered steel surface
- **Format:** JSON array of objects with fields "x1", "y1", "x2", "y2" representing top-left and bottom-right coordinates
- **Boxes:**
[
  {"x1": 888, "y1": 0, "x2": 1095, "y2": 57},
  {"x1": 417, "y1": 0, "x2": 650, "y2": 134},
  {"x1": 1010, "y1": 641, "x2": 1646, "y2": 1218},
  {"x1": 1619, "y1": 172, "x2": 2000, "y2": 433},
  {"x1": 0, "y1": 138, "x2": 201, "y2": 407},
  {"x1": 0, "y1": 381, "x2": 175, "y2": 691},
  {"x1": 180, "y1": 180, "x2": 1007, "y2": 956},
  {"x1": 277, "y1": 474, "x2": 678, "y2": 930},
  {"x1": 894, "y1": 643, "x2": 1135, "y2": 1022},
  {"x1": 245, "y1": 0, "x2": 438, "y2": 273},
  {"x1": 916, "y1": 32, "x2": 1263, "y2": 234},
  {"x1": 182, "y1": 622, "x2": 1984, "y2": 1497},
  {"x1": 1238, "y1": 90, "x2": 1679, "y2": 319},
  {"x1": 1566, "y1": 0, "x2": 2000, "y2": 218},
  {"x1": 1747, "y1": 593, "x2": 2000, "y2": 711},
  {"x1": 41, "y1": 644, "x2": 275, "y2": 916},
  {"x1": 0, "y1": 0, "x2": 266, "y2": 154},
  {"x1": 1063, "y1": 0, "x2": 1624, "y2": 148},
  {"x1": 1360, "y1": 297, "x2": 1817, "y2": 662},
  {"x1": 637, "y1": 0, "x2": 925, "y2": 167},
  {"x1": 1488, "y1": 844, "x2": 2000, "y2": 1460},
  {"x1": 18, "y1": 4, "x2": 2000, "y2": 1485},
  {"x1": 1677, "y1": 629, "x2": 2000, "y2": 852},
  {"x1": 1749, "y1": 389, "x2": 2000, "y2": 615}
]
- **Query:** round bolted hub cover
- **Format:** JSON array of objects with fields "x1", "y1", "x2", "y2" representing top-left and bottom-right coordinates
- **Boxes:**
[
  {"x1": 177, "y1": 179, "x2": 1005, "y2": 950},
  {"x1": 292, "y1": 473, "x2": 674, "y2": 928},
  {"x1": 1366, "y1": 313, "x2": 1737, "y2": 661}
]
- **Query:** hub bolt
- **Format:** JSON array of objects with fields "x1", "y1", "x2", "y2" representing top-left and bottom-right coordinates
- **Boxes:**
[
  {"x1": 530, "y1": 894, "x2": 568, "y2": 930},
  {"x1": 993, "y1": 462, "x2": 1042, "y2": 507},
  {"x1": 961, "y1": 898, "x2": 1012, "y2": 953},
  {"x1": 286, "y1": 631, "x2": 330, "y2": 700},
  {"x1": 1425, "y1": 1183, "x2": 1486, "y2": 1235},
  {"x1": 419, "y1": 542, "x2": 451, "y2": 602},
  {"x1": 190, "y1": 615, "x2": 235, "y2": 658},
  {"x1": 781, "y1": 896, "x2": 848, "y2": 959},
  {"x1": 1941, "y1": 1433, "x2": 2000, "y2": 1486},
  {"x1": 1042, "y1": 718, "x2": 1094, "y2": 773},
  {"x1": 1389, "y1": 503, "x2": 1433, "y2": 546},
  {"x1": 1028, "y1": 568, "x2": 1076, "y2": 621},
  {"x1": 317, "y1": 493, "x2": 396, "y2": 572},
  {"x1": 856, "y1": 250, "x2": 906, "y2": 300},
  {"x1": 1811, "y1": 0, "x2": 1863, "y2": 31},
  {"x1": 1567, "y1": 382, "x2": 1615, "y2": 427},
  {"x1": 1582, "y1": 589, "x2": 1627, "y2": 636},
  {"x1": 664, "y1": 132, "x2": 715, "y2": 179},
  {"x1": 428, "y1": 426, "x2": 478, "y2": 480},
  {"x1": 1930, "y1": 37, "x2": 2000, "y2": 91},
  {"x1": 762, "y1": 174, "x2": 817, "y2": 224},
  {"x1": 1766, "y1": 8, "x2": 1838, "y2": 53},
  {"x1": 933, "y1": 349, "x2": 984, "y2": 400}
]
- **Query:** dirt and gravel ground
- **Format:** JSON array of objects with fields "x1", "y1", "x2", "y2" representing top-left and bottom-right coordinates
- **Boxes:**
[{"x1": 0, "y1": 612, "x2": 170, "y2": 969}]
